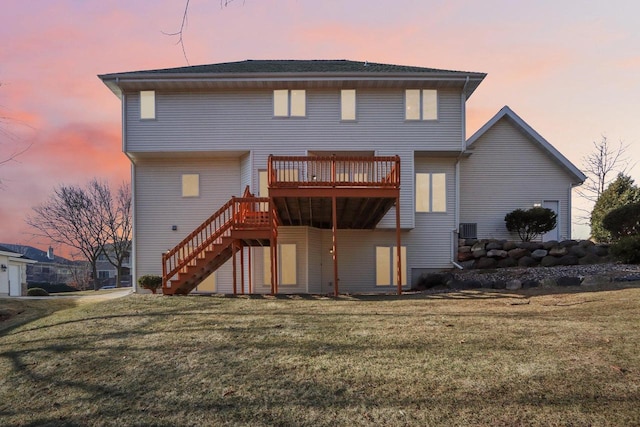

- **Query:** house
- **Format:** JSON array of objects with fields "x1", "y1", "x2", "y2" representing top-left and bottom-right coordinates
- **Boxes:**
[
  {"x1": 96, "y1": 243, "x2": 132, "y2": 287},
  {"x1": 99, "y1": 59, "x2": 584, "y2": 295},
  {"x1": 0, "y1": 245, "x2": 36, "y2": 296},
  {"x1": 0, "y1": 244, "x2": 89, "y2": 289}
]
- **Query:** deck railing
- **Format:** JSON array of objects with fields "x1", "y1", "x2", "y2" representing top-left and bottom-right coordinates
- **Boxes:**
[
  {"x1": 162, "y1": 188, "x2": 270, "y2": 289},
  {"x1": 268, "y1": 155, "x2": 400, "y2": 189}
]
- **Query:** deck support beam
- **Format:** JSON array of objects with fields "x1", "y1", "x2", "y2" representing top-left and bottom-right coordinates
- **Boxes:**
[
  {"x1": 232, "y1": 241, "x2": 237, "y2": 295},
  {"x1": 332, "y1": 195, "x2": 339, "y2": 297},
  {"x1": 248, "y1": 246, "x2": 252, "y2": 294},
  {"x1": 396, "y1": 196, "x2": 402, "y2": 295},
  {"x1": 240, "y1": 242, "x2": 245, "y2": 295}
]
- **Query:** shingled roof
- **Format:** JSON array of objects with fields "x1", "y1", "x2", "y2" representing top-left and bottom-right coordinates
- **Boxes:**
[
  {"x1": 99, "y1": 59, "x2": 486, "y2": 99},
  {"x1": 105, "y1": 59, "x2": 479, "y2": 76}
]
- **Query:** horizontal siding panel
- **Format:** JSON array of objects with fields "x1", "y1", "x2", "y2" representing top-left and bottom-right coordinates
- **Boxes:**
[{"x1": 125, "y1": 89, "x2": 462, "y2": 153}]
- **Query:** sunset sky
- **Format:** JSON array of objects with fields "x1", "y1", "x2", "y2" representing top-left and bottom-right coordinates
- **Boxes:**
[{"x1": 1, "y1": 0, "x2": 639, "y2": 254}]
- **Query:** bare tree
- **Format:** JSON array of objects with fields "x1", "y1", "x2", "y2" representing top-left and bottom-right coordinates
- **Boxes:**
[
  {"x1": 26, "y1": 180, "x2": 110, "y2": 290},
  {"x1": 101, "y1": 182, "x2": 132, "y2": 288},
  {"x1": 577, "y1": 136, "x2": 632, "y2": 203},
  {"x1": 164, "y1": 0, "x2": 241, "y2": 64}
]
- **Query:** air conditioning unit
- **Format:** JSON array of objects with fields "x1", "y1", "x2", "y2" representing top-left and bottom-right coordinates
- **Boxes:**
[{"x1": 459, "y1": 223, "x2": 477, "y2": 239}]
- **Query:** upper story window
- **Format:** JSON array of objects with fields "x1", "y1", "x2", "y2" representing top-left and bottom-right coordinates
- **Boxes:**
[
  {"x1": 274, "y1": 89, "x2": 306, "y2": 117},
  {"x1": 140, "y1": 90, "x2": 156, "y2": 119},
  {"x1": 416, "y1": 172, "x2": 446, "y2": 212},
  {"x1": 182, "y1": 174, "x2": 200, "y2": 198},
  {"x1": 405, "y1": 89, "x2": 438, "y2": 121},
  {"x1": 341, "y1": 89, "x2": 356, "y2": 121}
]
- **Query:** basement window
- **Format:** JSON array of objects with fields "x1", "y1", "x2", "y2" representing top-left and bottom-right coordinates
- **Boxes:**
[{"x1": 375, "y1": 246, "x2": 407, "y2": 286}]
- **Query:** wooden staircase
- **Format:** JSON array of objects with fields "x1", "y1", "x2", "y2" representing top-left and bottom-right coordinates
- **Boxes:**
[{"x1": 162, "y1": 187, "x2": 274, "y2": 295}]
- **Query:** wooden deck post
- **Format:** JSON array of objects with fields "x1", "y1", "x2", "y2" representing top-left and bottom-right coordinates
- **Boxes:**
[
  {"x1": 248, "y1": 246, "x2": 253, "y2": 294},
  {"x1": 240, "y1": 242, "x2": 245, "y2": 295},
  {"x1": 232, "y1": 241, "x2": 237, "y2": 295},
  {"x1": 332, "y1": 195, "x2": 339, "y2": 297},
  {"x1": 396, "y1": 195, "x2": 402, "y2": 295}
]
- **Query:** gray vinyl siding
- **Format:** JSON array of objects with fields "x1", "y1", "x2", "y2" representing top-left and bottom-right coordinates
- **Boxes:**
[
  {"x1": 240, "y1": 152, "x2": 252, "y2": 194},
  {"x1": 126, "y1": 88, "x2": 463, "y2": 229},
  {"x1": 460, "y1": 118, "x2": 574, "y2": 241},
  {"x1": 133, "y1": 157, "x2": 241, "y2": 287}
]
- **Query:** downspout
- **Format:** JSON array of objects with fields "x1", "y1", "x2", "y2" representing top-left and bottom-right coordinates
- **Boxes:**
[{"x1": 452, "y1": 76, "x2": 470, "y2": 269}]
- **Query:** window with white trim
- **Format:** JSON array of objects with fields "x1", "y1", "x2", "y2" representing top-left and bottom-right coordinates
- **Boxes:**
[
  {"x1": 416, "y1": 173, "x2": 446, "y2": 212},
  {"x1": 182, "y1": 174, "x2": 200, "y2": 198},
  {"x1": 140, "y1": 90, "x2": 156, "y2": 119},
  {"x1": 405, "y1": 89, "x2": 438, "y2": 120},
  {"x1": 375, "y1": 246, "x2": 407, "y2": 286},
  {"x1": 273, "y1": 89, "x2": 306, "y2": 117},
  {"x1": 341, "y1": 89, "x2": 356, "y2": 121}
]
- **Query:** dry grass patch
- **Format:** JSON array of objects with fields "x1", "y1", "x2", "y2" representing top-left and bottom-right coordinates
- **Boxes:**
[{"x1": 1, "y1": 285, "x2": 639, "y2": 426}]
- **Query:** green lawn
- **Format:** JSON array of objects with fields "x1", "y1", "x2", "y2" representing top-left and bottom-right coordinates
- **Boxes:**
[{"x1": 1, "y1": 286, "x2": 639, "y2": 426}]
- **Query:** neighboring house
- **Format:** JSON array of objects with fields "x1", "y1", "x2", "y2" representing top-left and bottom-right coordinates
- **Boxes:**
[
  {"x1": 0, "y1": 244, "x2": 84, "y2": 288},
  {"x1": 96, "y1": 243, "x2": 132, "y2": 287},
  {"x1": 0, "y1": 245, "x2": 36, "y2": 296},
  {"x1": 99, "y1": 59, "x2": 584, "y2": 295},
  {"x1": 460, "y1": 106, "x2": 587, "y2": 242}
]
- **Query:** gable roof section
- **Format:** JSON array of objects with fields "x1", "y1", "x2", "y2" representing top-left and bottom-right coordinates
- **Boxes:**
[
  {"x1": 466, "y1": 106, "x2": 586, "y2": 184},
  {"x1": 99, "y1": 59, "x2": 486, "y2": 99}
]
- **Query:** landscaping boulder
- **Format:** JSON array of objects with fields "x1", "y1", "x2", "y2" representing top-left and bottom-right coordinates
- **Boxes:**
[
  {"x1": 540, "y1": 255, "x2": 560, "y2": 267},
  {"x1": 518, "y1": 241, "x2": 543, "y2": 251},
  {"x1": 497, "y1": 257, "x2": 518, "y2": 268},
  {"x1": 569, "y1": 245, "x2": 587, "y2": 258},
  {"x1": 487, "y1": 249, "x2": 508, "y2": 258},
  {"x1": 558, "y1": 255, "x2": 579, "y2": 266},
  {"x1": 522, "y1": 279, "x2": 540, "y2": 289},
  {"x1": 560, "y1": 239, "x2": 579, "y2": 248},
  {"x1": 549, "y1": 246, "x2": 568, "y2": 257},
  {"x1": 472, "y1": 249, "x2": 487, "y2": 258},
  {"x1": 471, "y1": 242, "x2": 486, "y2": 252},
  {"x1": 458, "y1": 250, "x2": 474, "y2": 262},
  {"x1": 543, "y1": 240, "x2": 559, "y2": 250},
  {"x1": 503, "y1": 241, "x2": 517, "y2": 251},
  {"x1": 518, "y1": 256, "x2": 537, "y2": 267},
  {"x1": 531, "y1": 249, "x2": 548, "y2": 260},
  {"x1": 508, "y1": 247, "x2": 529, "y2": 259},
  {"x1": 486, "y1": 241, "x2": 503, "y2": 250},
  {"x1": 476, "y1": 257, "x2": 497, "y2": 269}
]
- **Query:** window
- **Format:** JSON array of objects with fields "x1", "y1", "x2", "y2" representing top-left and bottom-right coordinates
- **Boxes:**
[
  {"x1": 140, "y1": 90, "x2": 156, "y2": 119},
  {"x1": 273, "y1": 90, "x2": 306, "y2": 117},
  {"x1": 405, "y1": 89, "x2": 438, "y2": 120},
  {"x1": 341, "y1": 89, "x2": 356, "y2": 121},
  {"x1": 375, "y1": 246, "x2": 407, "y2": 286},
  {"x1": 182, "y1": 174, "x2": 200, "y2": 197},
  {"x1": 262, "y1": 244, "x2": 297, "y2": 286},
  {"x1": 416, "y1": 173, "x2": 446, "y2": 212},
  {"x1": 98, "y1": 271, "x2": 110, "y2": 279}
]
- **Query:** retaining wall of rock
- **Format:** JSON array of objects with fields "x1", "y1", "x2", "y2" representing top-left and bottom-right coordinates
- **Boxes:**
[{"x1": 457, "y1": 239, "x2": 610, "y2": 270}]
